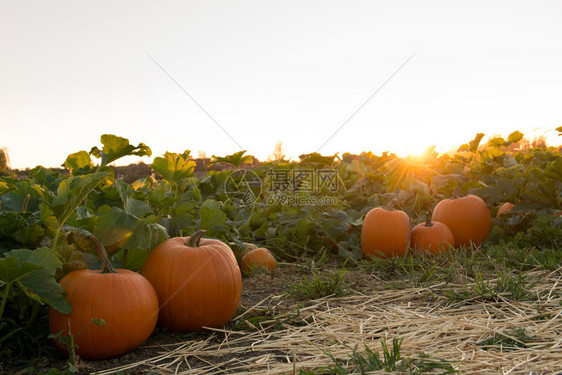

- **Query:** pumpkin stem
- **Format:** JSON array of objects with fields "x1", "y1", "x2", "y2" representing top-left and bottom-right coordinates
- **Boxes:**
[
  {"x1": 186, "y1": 230, "x2": 206, "y2": 247},
  {"x1": 452, "y1": 187, "x2": 464, "y2": 199},
  {"x1": 424, "y1": 211, "x2": 434, "y2": 227},
  {"x1": 89, "y1": 235, "x2": 117, "y2": 274},
  {"x1": 383, "y1": 199, "x2": 397, "y2": 211}
]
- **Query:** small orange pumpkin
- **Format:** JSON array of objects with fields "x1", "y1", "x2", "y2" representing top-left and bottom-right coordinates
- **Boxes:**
[
  {"x1": 49, "y1": 236, "x2": 159, "y2": 360},
  {"x1": 361, "y1": 200, "x2": 410, "y2": 258},
  {"x1": 141, "y1": 230, "x2": 242, "y2": 332},
  {"x1": 496, "y1": 202, "x2": 515, "y2": 217},
  {"x1": 410, "y1": 211, "x2": 455, "y2": 254},
  {"x1": 432, "y1": 189, "x2": 492, "y2": 248},
  {"x1": 241, "y1": 248, "x2": 277, "y2": 272},
  {"x1": 229, "y1": 242, "x2": 259, "y2": 265}
]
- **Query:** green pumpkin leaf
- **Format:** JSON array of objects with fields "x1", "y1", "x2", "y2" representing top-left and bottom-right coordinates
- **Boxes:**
[
  {"x1": 200, "y1": 199, "x2": 227, "y2": 231},
  {"x1": 49, "y1": 172, "x2": 110, "y2": 229},
  {"x1": 0, "y1": 254, "x2": 41, "y2": 284},
  {"x1": 27, "y1": 167, "x2": 64, "y2": 192},
  {"x1": 63, "y1": 151, "x2": 94, "y2": 175},
  {"x1": 151, "y1": 151, "x2": 196, "y2": 185},
  {"x1": 337, "y1": 242, "x2": 363, "y2": 262},
  {"x1": 429, "y1": 174, "x2": 467, "y2": 196},
  {"x1": 90, "y1": 134, "x2": 152, "y2": 168},
  {"x1": 210, "y1": 150, "x2": 253, "y2": 168},
  {"x1": 507, "y1": 131, "x2": 524, "y2": 144},
  {"x1": 124, "y1": 198, "x2": 152, "y2": 218},
  {"x1": 115, "y1": 180, "x2": 152, "y2": 217},
  {"x1": 0, "y1": 181, "x2": 46, "y2": 212},
  {"x1": 298, "y1": 152, "x2": 338, "y2": 167},
  {"x1": 93, "y1": 207, "x2": 140, "y2": 254},
  {"x1": 488, "y1": 136, "x2": 506, "y2": 148},
  {"x1": 18, "y1": 268, "x2": 71, "y2": 313},
  {"x1": 1, "y1": 248, "x2": 71, "y2": 314},
  {"x1": 115, "y1": 249, "x2": 150, "y2": 270},
  {"x1": 521, "y1": 186, "x2": 559, "y2": 208},
  {"x1": 544, "y1": 157, "x2": 562, "y2": 182},
  {"x1": 122, "y1": 221, "x2": 169, "y2": 251},
  {"x1": 458, "y1": 133, "x2": 485, "y2": 153},
  {"x1": 0, "y1": 180, "x2": 9, "y2": 195}
]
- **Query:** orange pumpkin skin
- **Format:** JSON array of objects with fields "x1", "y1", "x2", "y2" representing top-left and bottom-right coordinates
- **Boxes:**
[
  {"x1": 49, "y1": 269, "x2": 159, "y2": 360},
  {"x1": 432, "y1": 191, "x2": 492, "y2": 248},
  {"x1": 241, "y1": 248, "x2": 277, "y2": 272},
  {"x1": 411, "y1": 212, "x2": 455, "y2": 254},
  {"x1": 361, "y1": 202, "x2": 410, "y2": 258},
  {"x1": 496, "y1": 202, "x2": 515, "y2": 217},
  {"x1": 141, "y1": 233, "x2": 242, "y2": 332}
]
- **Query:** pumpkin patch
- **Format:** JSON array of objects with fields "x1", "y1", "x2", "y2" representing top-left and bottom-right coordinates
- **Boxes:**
[{"x1": 1, "y1": 131, "x2": 560, "y2": 373}]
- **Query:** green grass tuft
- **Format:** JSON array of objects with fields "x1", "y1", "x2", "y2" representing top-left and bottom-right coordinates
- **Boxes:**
[
  {"x1": 286, "y1": 269, "x2": 349, "y2": 300},
  {"x1": 299, "y1": 337, "x2": 459, "y2": 374}
]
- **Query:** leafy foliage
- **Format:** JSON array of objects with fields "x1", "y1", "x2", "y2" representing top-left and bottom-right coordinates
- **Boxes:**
[
  {"x1": 0, "y1": 129, "x2": 560, "y2": 363},
  {"x1": 89, "y1": 134, "x2": 152, "y2": 168},
  {"x1": 209, "y1": 150, "x2": 253, "y2": 168},
  {"x1": 151, "y1": 151, "x2": 196, "y2": 186}
]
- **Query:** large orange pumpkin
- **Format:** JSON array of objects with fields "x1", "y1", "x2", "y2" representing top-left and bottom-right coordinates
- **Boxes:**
[
  {"x1": 141, "y1": 230, "x2": 242, "y2": 332},
  {"x1": 241, "y1": 248, "x2": 277, "y2": 272},
  {"x1": 432, "y1": 189, "x2": 492, "y2": 248},
  {"x1": 49, "y1": 236, "x2": 159, "y2": 360},
  {"x1": 361, "y1": 200, "x2": 411, "y2": 258},
  {"x1": 410, "y1": 211, "x2": 455, "y2": 254}
]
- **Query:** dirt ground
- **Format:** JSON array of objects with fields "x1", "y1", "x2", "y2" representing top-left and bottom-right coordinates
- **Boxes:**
[{"x1": 5, "y1": 262, "x2": 562, "y2": 374}]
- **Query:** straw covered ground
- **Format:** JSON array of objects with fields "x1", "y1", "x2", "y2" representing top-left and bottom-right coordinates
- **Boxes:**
[{"x1": 81, "y1": 264, "x2": 562, "y2": 375}]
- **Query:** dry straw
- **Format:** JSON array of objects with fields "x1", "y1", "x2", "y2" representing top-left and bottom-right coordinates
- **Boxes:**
[{"x1": 96, "y1": 269, "x2": 562, "y2": 374}]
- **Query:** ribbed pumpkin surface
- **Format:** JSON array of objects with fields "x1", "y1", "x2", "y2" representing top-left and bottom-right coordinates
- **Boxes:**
[
  {"x1": 49, "y1": 269, "x2": 159, "y2": 360},
  {"x1": 142, "y1": 236, "x2": 242, "y2": 332}
]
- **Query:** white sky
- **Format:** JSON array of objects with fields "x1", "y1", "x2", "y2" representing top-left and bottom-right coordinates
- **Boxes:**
[{"x1": 1, "y1": 0, "x2": 561, "y2": 169}]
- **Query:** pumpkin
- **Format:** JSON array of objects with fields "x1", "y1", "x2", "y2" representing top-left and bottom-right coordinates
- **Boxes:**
[
  {"x1": 361, "y1": 200, "x2": 410, "y2": 258},
  {"x1": 241, "y1": 248, "x2": 277, "y2": 272},
  {"x1": 496, "y1": 202, "x2": 515, "y2": 217},
  {"x1": 432, "y1": 188, "x2": 492, "y2": 248},
  {"x1": 141, "y1": 230, "x2": 242, "y2": 332},
  {"x1": 410, "y1": 211, "x2": 455, "y2": 254},
  {"x1": 49, "y1": 236, "x2": 159, "y2": 360},
  {"x1": 229, "y1": 241, "x2": 259, "y2": 265}
]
